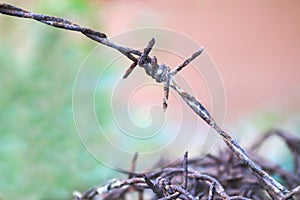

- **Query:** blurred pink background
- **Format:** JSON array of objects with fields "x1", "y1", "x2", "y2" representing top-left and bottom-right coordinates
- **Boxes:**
[{"x1": 98, "y1": 0, "x2": 300, "y2": 122}]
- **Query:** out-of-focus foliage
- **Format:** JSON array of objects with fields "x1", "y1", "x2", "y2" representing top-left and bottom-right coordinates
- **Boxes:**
[{"x1": 0, "y1": 1, "x2": 117, "y2": 199}]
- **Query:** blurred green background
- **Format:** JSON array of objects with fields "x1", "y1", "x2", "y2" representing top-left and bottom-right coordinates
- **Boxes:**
[
  {"x1": 0, "y1": 1, "x2": 119, "y2": 199},
  {"x1": 1, "y1": 1, "x2": 300, "y2": 199}
]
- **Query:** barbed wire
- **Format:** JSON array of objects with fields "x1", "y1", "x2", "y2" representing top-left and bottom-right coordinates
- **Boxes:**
[
  {"x1": 1, "y1": 3, "x2": 299, "y2": 199},
  {"x1": 74, "y1": 129, "x2": 300, "y2": 199}
]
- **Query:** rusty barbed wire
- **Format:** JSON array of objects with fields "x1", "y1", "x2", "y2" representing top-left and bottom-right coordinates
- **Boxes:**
[
  {"x1": 1, "y1": 3, "x2": 299, "y2": 199},
  {"x1": 74, "y1": 130, "x2": 300, "y2": 199}
]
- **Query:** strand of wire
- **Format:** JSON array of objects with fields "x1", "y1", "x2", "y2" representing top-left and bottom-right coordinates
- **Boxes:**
[{"x1": 0, "y1": 3, "x2": 141, "y2": 63}]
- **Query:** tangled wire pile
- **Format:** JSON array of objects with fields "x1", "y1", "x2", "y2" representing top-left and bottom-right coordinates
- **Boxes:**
[
  {"x1": 1, "y1": 4, "x2": 299, "y2": 199},
  {"x1": 73, "y1": 129, "x2": 300, "y2": 200}
]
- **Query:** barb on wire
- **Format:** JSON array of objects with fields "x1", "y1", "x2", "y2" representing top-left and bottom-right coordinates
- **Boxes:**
[
  {"x1": 1, "y1": 3, "x2": 298, "y2": 200},
  {"x1": 183, "y1": 151, "x2": 188, "y2": 190},
  {"x1": 143, "y1": 174, "x2": 163, "y2": 198},
  {"x1": 129, "y1": 152, "x2": 139, "y2": 179},
  {"x1": 171, "y1": 47, "x2": 204, "y2": 75}
]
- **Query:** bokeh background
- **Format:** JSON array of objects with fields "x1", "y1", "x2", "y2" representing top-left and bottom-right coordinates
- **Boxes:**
[{"x1": 0, "y1": 0, "x2": 300, "y2": 199}]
